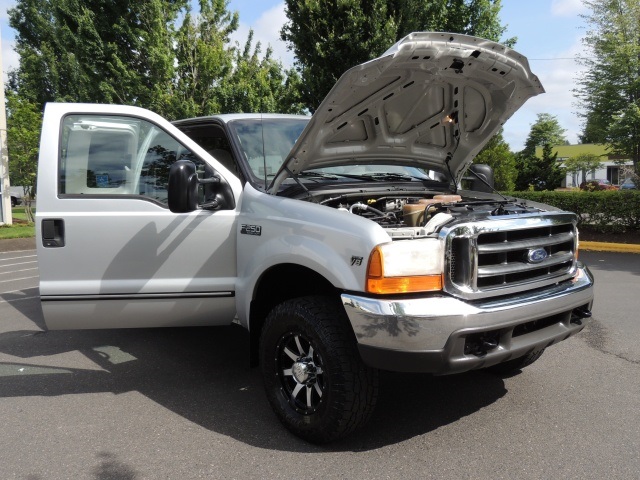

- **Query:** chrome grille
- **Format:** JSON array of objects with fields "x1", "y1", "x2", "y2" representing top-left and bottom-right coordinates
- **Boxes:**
[{"x1": 444, "y1": 214, "x2": 578, "y2": 300}]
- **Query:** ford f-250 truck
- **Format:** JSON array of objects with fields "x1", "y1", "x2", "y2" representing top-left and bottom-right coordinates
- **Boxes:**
[{"x1": 36, "y1": 33, "x2": 594, "y2": 443}]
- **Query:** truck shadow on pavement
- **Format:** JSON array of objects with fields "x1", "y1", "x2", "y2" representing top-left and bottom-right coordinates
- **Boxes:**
[{"x1": 0, "y1": 323, "x2": 507, "y2": 452}]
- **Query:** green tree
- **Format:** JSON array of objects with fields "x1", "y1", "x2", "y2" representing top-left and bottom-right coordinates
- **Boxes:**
[
  {"x1": 516, "y1": 114, "x2": 567, "y2": 191},
  {"x1": 171, "y1": 0, "x2": 239, "y2": 119},
  {"x1": 392, "y1": 0, "x2": 513, "y2": 45},
  {"x1": 8, "y1": 0, "x2": 185, "y2": 112},
  {"x1": 576, "y1": 0, "x2": 640, "y2": 173},
  {"x1": 218, "y1": 31, "x2": 304, "y2": 114},
  {"x1": 520, "y1": 113, "x2": 567, "y2": 156},
  {"x1": 5, "y1": 92, "x2": 41, "y2": 222},
  {"x1": 281, "y1": 0, "x2": 399, "y2": 111},
  {"x1": 473, "y1": 129, "x2": 517, "y2": 191},
  {"x1": 281, "y1": 0, "x2": 510, "y2": 111},
  {"x1": 537, "y1": 144, "x2": 566, "y2": 190},
  {"x1": 563, "y1": 153, "x2": 605, "y2": 184}
]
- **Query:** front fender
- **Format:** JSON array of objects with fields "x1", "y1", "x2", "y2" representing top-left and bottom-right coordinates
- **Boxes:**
[{"x1": 235, "y1": 184, "x2": 389, "y2": 328}]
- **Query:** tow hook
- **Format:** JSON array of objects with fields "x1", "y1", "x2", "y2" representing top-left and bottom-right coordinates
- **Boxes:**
[
  {"x1": 464, "y1": 333, "x2": 500, "y2": 356},
  {"x1": 571, "y1": 306, "x2": 592, "y2": 325}
]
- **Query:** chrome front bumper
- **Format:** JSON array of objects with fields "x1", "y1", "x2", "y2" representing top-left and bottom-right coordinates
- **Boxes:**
[{"x1": 341, "y1": 264, "x2": 594, "y2": 374}]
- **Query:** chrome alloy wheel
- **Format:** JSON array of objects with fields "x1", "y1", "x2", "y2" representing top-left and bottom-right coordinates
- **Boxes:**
[{"x1": 275, "y1": 333, "x2": 325, "y2": 415}]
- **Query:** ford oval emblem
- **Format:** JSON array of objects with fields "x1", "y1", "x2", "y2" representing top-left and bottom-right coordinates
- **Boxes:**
[{"x1": 526, "y1": 248, "x2": 548, "y2": 264}]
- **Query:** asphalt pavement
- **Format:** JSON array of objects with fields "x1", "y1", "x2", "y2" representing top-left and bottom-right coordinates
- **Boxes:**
[{"x1": 0, "y1": 246, "x2": 639, "y2": 479}]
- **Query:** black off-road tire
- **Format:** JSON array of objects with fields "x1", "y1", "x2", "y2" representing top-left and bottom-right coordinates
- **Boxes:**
[
  {"x1": 259, "y1": 296, "x2": 379, "y2": 444},
  {"x1": 488, "y1": 349, "x2": 545, "y2": 375}
]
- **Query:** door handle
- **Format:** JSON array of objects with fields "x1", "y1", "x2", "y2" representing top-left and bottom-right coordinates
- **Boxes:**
[{"x1": 41, "y1": 219, "x2": 65, "y2": 247}]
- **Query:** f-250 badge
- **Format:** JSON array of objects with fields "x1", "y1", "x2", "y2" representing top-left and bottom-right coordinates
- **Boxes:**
[{"x1": 241, "y1": 224, "x2": 262, "y2": 236}]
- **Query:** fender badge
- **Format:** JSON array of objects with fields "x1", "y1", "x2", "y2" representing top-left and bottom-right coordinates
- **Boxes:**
[{"x1": 241, "y1": 224, "x2": 262, "y2": 236}]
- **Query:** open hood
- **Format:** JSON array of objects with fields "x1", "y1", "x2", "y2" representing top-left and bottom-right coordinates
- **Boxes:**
[{"x1": 269, "y1": 32, "x2": 544, "y2": 193}]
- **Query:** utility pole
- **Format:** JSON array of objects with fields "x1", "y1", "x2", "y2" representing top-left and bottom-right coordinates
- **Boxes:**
[{"x1": 0, "y1": 27, "x2": 12, "y2": 226}]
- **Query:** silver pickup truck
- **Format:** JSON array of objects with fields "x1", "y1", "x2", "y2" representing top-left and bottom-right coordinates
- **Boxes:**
[{"x1": 36, "y1": 33, "x2": 594, "y2": 443}]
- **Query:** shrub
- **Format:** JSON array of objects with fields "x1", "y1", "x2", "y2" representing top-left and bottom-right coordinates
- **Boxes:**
[{"x1": 504, "y1": 190, "x2": 640, "y2": 233}]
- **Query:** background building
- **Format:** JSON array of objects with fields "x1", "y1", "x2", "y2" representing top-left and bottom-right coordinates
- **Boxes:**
[{"x1": 536, "y1": 144, "x2": 634, "y2": 187}]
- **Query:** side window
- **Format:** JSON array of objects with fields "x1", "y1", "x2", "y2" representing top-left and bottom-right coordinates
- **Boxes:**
[
  {"x1": 179, "y1": 124, "x2": 239, "y2": 177},
  {"x1": 59, "y1": 115, "x2": 204, "y2": 205}
]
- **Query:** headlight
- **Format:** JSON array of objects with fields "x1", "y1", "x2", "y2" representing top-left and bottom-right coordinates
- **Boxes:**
[{"x1": 366, "y1": 238, "x2": 444, "y2": 294}]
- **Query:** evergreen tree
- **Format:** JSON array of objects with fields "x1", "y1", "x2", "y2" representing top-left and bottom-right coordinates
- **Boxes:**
[
  {"x1": 8, "y1": 0, "x2": 301, "y2": 119},
  {"x1": 219, "y1": 31, "x2": 305, "y2": 114},
  {"x1": 281, "y1": 0, "x2": 511, "y2": 111},
  {"x1": 473, "y1": 130, "x2": 516, "y2": 191},
  {"x1": 520, "y1": 113, "x2": 567, "y2": 157},
  {"x1": 516, "y1": 114, "x2": 567, "y2": 191},
  {"x1": 171, "y1": 0, "x2": 239, "y2": 119},
  {"x1": 8, "y1": 0, "x2": 185, "y2": 111}
]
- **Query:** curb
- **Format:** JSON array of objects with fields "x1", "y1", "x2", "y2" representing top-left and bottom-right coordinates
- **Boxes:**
[{"x1": 580, "y1": 241, "x2": 640, "y2": 254}]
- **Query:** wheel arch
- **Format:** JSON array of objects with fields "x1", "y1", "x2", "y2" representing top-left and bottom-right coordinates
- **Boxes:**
[{"x1": 248, "y1": 263, "x2": 341, "y2": 367}]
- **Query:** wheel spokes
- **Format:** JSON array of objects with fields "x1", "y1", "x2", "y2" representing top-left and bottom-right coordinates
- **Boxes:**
[
  {"x1": 278, "y1": 332, "x2": 326, "y2": 414},
  {"x1": 294, "y1": 335, "x2": 305, "y2": 357},
  {"x1": 306, "y1": 385, "x2": 312, "y2": 408},
  {"x1": 291, "y1": 383, "x2": 304, "y2": 403},
  {"x1": 283, "y1": 346, "x2": 298, "y2": 362}
]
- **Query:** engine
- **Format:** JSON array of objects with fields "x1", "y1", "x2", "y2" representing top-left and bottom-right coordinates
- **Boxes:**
[{"x1": 319, "y1": 193, "x2": 543, "y2": 233}]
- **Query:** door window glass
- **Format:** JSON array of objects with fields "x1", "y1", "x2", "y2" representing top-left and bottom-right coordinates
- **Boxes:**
[{"x1": 59, "y1": 115, "x2": 203, "y2": 205}]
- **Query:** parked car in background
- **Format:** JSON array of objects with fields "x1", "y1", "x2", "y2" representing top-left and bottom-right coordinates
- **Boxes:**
[
  {"x1": 620, "y1": 178, "x2": 637, "y2": 190},
  {"x1": 580, "y1": 179, "x2": 619, "y2": 191},
  {"x1": 9, "y1": 187, "x2": 24, "y2": 207}
]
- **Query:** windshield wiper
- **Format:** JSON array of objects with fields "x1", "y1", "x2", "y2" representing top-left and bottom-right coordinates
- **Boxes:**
[
  {"x1": 299, "y1": 171, "x2": 430, "y2": 182},
  {"x1": 297, "y1": 171, "x2": 341, "y2": 179},
  {"x1": 360, "y1": 172, "x2": 428, "y2": 181}
]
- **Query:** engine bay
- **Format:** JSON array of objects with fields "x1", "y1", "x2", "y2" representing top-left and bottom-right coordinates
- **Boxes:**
[{"x1": 315, "y1": 191, "x2": 544, "y2": 237}]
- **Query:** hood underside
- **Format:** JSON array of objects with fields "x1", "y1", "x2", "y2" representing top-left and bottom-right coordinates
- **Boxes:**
[{"x1": 269, "y1": 32, "x2": 544, "y2": 193}]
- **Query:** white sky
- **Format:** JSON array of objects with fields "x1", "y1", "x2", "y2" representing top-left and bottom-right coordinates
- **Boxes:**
[{"x1": 0, "y1": 0, "x2": 590, "y2": 151}]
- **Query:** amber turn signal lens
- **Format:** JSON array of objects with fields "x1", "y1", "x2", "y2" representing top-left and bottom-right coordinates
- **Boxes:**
[{"x1": 366, "y1": 274, "x2": 443, "y2": 294}]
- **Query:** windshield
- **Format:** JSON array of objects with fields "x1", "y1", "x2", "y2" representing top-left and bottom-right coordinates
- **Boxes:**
[
  {"x1": 229, "y1": 118, "x2": 308, "y2": 181},
  {"x1": 228, "y1": 117, "x2": 448, "y2": 187}
]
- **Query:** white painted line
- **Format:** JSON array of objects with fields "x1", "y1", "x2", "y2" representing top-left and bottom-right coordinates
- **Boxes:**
[
  {"x1": 0, "y1": 268, "x2": 39, "y2": 275},
  {"x1": 0, "y1": 261, "x2": 38, "y2": 268},
  {"x1": 1, "y1": 287, "x2": 39, "y2": 295},
  {"x1": 0, "y1": 254, "x2": 37, "y2": 261},
  {"x1": 0, "y1": 295, "x2": 40, "y2": 304},
  {"x1": 0, "y1": 275, "x2": 39, "y2": 283}
]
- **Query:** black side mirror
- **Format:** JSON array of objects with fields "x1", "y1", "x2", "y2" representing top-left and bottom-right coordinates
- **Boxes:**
[
  {"x1": 466, "y1": 164, "x2": 495, "y2": 193},
  {"x1": 168, "y1": 160, "x2": 236, "y2": 213},
  {"x1": 168, "y1": 160, "x2": 199, "y2": 213},
  {"x1": 201, "y1": 164, "x2": 235, "y2": 211}
]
